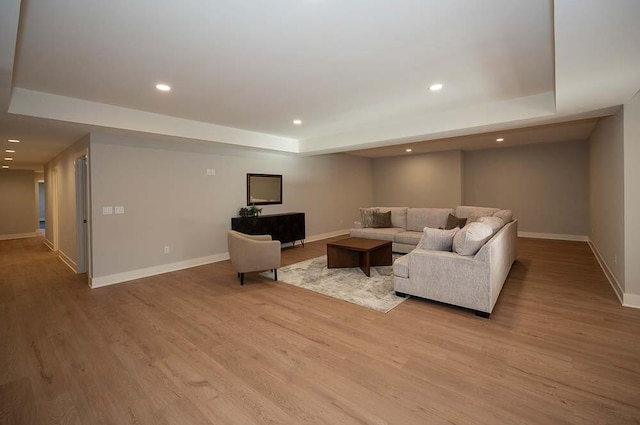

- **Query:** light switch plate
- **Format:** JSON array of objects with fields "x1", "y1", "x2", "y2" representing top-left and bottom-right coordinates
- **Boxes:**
[
  {"x1": 103, "y1": 206, "x2": 113, "y2": 215},
  {"x1": 115, "y1": 206, "x2": 125, "y2": 214}
]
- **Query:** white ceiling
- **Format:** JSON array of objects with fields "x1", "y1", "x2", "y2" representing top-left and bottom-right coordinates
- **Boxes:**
[
  {"x1": 1, "y1": 0, "x2": 639, "y2": 170},
  {"x1": 349, "y1": 118, "x2": 599, "y2": 158}
]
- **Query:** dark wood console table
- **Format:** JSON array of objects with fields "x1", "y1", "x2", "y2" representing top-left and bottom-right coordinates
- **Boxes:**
[{"x1": 231, "y1": 212, "x2": 305, "y2": 246}]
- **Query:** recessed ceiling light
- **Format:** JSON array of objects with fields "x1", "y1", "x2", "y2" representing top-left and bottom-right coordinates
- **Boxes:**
[
  {"x1": 5, "y1": 149, "x2": 15, "y2": 153},
  {"x1": 429, "y1": 83, "x2": 443, "y2": 91},
  {"x1": 496, "y1": 138, "x2": 504, "y2": 142},
  {"x1": 2, "y1": 165, "x2": 8, "y2": 169},
  {"x1": 405, "y1": 148, "x2": 412, "y2": 152},
  {"x1": 4, "y1": 157, "x2": 13, "y2": 161},
  {"x1": 293, "y1": 119, "x2": 302, "y2": 125},
  {"x1": 8, "y1": 139, "x2": 20, "y2": 143},
  {"x1": 155, "y1": 83, "x2": 171, "y2": 91}
]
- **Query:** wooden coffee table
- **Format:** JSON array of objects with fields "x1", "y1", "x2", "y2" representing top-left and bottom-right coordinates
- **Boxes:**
[{"x1": 327, "y1": 237, "x2": 393, "y2": 277}]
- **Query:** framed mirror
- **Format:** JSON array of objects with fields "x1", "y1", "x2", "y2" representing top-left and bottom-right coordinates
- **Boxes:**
[{"x1": 247, "y1": 173, "x2": 283, "y2": 205}]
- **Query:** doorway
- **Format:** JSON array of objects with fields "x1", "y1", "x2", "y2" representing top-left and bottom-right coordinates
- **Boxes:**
[
  {"x1": 75, "y1": 154, "x2": 89, "y2": 274},
  {"x1": 38, "y1": 181, "x2": 45, "y2": 233}
]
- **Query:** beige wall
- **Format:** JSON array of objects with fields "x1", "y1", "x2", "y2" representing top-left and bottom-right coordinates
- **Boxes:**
[
  {"x1": 464, "y1": 141, "x2": 589, "y2": 236},
  {"x1": 624, "y1": 93, "x2": 640, "y2": 299},
  {"x1": 372, "y1": 150, "x2": 463, "y2": 207},
  {"x1": 0, "y1": 169, "x2": 37, "y2": 237},
  {"x1": 89, "y1": 132, "x2": 373, "y2": 278},
  {"x1": 589, "y1": 109, "x2": 626, "y2": 290},
  {"x1": 44, "y1": 134, "x2": 90, "y2": 264}
]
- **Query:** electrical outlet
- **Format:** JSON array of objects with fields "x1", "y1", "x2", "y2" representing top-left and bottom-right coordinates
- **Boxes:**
[
  {"x1": 102, "y1": 206, "x2": 113, "y2": 215},
  {"x1": 114, "y1": 206, "x2": 125, "y2": 214},
  {"x1": 206, "y1": 168, "x2": 216, "y2": 176},
  {"x1": 164, "y1": 246, "x2": 170, "y2": 254}
]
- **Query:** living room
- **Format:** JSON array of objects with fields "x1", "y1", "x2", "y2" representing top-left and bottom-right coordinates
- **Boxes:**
[
  {"x1": 1, "y1": 1, "x2": 640, "y2": 423},
  {"x1": 35, "y1": 107, "x2": 636, "y2": 308}
]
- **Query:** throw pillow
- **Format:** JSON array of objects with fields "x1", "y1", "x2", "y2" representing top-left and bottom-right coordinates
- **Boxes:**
[
  {"x1": 372, "y1": 211, "x2": 393, "y2": 228},
  {"x1": 452, "y1": 222, "x2": 493, "y2": 256},
  {"x1": 494, "y1": 209, "x2": 514, "y2": 223},
  {"x1": 477, "y1": 216, "x2": 505, "y2": 233},
  {"x1": 417, "y1": 227, "x2": 459, "y2": 251},
  {"x1": 445, "y1": 213, "x2": 467, "y2": 230},
  {"x1": 359, "y1": 208, "x2": 377, "y2": 228}
]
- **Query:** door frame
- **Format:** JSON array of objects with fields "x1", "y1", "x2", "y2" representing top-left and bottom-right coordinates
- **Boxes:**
[{"x1": 74, "y1": 150, "x2": 91, "y2": 275}]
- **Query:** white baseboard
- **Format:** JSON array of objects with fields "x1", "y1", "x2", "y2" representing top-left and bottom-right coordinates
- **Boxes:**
[
  {"x1": 588, "y1": 240, "x2": 624, "y2": 304},
  {"x1": 90, "y1": 252, "x2": 230, "y2": 288},
  {"x1": 44, "y1": 238, "x2": 54, "y2": 251},
  {"x1": 518, "y1": 231, "x2": 588, "y2": 242},
  {"x1": 305, "y1": 229, "x2": 350, "y2": 243},
  {"x1": 280, "y1": 229, "x2": 350, "y2": 248},
  {"x1": 58, "y1": 250, "x2": 78, "y2": 273},
  {"x1": 0, "y1": 232, "x2": 38, "y2": 241},
  {"x1": 623, "y1": 293, "x2": 640, "y2": 309}
]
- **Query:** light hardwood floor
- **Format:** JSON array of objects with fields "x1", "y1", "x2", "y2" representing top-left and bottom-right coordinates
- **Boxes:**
[{"x1": 1, "y1": 236, "x2": 639, "y2": 425}]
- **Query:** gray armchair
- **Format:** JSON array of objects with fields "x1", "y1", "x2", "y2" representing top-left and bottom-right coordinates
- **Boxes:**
[{"x1": 227, "y1": 230, "x2": 281, "y2": 285}]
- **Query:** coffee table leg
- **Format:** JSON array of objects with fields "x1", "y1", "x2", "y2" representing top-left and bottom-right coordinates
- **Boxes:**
[
  {"x1": 360, "y1": 252, "x2": 371, "y2": 277},
  {"x1": 370, "y1": 244, "x2": 393, "y2": 267}
]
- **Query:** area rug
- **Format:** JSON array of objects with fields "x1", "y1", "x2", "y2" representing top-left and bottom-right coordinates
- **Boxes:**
[{"x1": 262, "y1": 255, "x2": 408, "y2": 313}]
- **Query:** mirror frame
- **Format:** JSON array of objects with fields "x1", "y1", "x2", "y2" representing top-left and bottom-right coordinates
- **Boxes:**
[{"x1": 246, "y1": 173, "x2": 283, "y2": 206}]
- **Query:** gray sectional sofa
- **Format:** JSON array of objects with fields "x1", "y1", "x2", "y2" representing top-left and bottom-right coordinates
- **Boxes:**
[{"x1": 350, "y1": 206, "x2": 517, "y2": 317}]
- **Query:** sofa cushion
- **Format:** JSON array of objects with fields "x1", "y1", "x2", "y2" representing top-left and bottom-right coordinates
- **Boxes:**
[
  {"x1": 394, "y1": 231, "x2": 423, "y2": 245},
  {"x1": 350, "y1": 227, "x2": 404, "y2": 241},
  {"x1": 372, "y1": 211, "x2": 393, "y2": 228},
  {"x1": 377, "y1": 207, "x2": 408, "y2": 229},
  {"x1": 494, "y1": 209, "x2": 513, "y2": 223},
  {"x1": 452, "y1": 222, "x2": 493, "y2": 256},
  {"x1": 476, "y1": 216, "x2": 505, "y2": 233},
  {"x1": 407, "y1": 208, "x2": 454, "y2": 231},
  {"x1": 445, "y1": 213, "x2": 467, "y2": 230},
  {"x1": 359, "y1": 207, "x2": 377, "y2": 228},
  {"x1": 454, "y1": 206, "x2": 500, "y2": 220},
  {"x1": 417, "y1": 227, "x2": 459, "y2": 251},
  {"x1": 393, "y1": 254, "x2": 409, "y2": 278}
]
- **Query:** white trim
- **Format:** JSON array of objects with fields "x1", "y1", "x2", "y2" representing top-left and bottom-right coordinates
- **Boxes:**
[
  {"x1": 623, "y1": 293, "x2": 640, "y2": 309},
  {"x1": 44, "y1": 238, "x2": 54, "y2": 251},
  {"x1": 588, "y1": 240, "x2": 624, "y2": 304},
  {"x1": 280, "y1": 229, "x2": 350, "y2": 248},
  {"x1": 518, "y1": 231, "x2": 588, "y2": 242},
  {"x1": 89, "y1": 252, "x2": 230, "y2": 288},
  {"x1": 0, "y1": 232, "x2": 38, "y2": 241},
  {"x1": 305, "y1": 229, "x2": 350, "y2": 243},
  {"x1": 58, "y1": 250, "x2": 78, "y2": 273}
]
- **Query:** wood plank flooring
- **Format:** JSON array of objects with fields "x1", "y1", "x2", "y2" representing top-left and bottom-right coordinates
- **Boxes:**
[{"x1": 1, "y1": 235, "x2": 639, "y2": 424}]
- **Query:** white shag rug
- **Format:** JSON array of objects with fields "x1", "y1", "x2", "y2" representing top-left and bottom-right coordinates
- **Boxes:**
[{"x1": 262, "y1": 255, "x2": 408, "y2": 313}]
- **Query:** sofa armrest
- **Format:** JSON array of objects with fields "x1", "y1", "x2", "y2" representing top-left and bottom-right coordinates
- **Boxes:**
[
  {"x1": 406, "y1": 249, "x2": 491, "y2": 312},
  {"x1": 474, "y1": 220, "x2": 518, "y2": 309}
]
